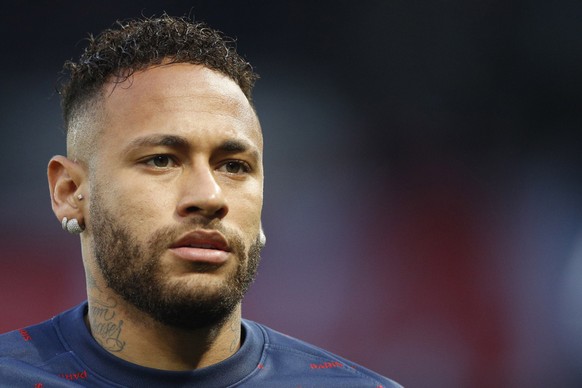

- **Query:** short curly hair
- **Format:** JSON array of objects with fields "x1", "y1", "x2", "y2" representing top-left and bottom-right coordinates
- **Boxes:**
[{"x1": 59, "y1": 14, "x2": 259, "y2": 138}]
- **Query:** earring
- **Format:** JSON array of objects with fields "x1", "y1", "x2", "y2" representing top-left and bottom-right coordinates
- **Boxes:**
[{"x1": 61, "y1": 217, "x2": 85, "y2": 234}]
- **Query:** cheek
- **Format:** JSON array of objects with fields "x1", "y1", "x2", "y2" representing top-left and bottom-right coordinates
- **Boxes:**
[
  {"x1": 126, "y1": 194, "x2": 176, "y2": 226},
  {"x1": 97, "y1": 178, "x2": 176, "y2": 225},
  {"x1": 227, "y1": 186, "x2": 263, "y2": 230}
]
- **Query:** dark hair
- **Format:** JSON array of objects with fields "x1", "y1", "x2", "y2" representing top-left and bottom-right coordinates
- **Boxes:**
[{"x1": 59, "y1": 14, "x2": 258, "y2": 132}]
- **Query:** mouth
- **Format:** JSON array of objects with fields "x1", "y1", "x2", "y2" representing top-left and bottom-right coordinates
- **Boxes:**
[{"x1": 169, "y1": 230, "x2": 231, "y2": 264}]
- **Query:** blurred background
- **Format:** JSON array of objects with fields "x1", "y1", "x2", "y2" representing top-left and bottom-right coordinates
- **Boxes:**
[{"x1": 1, "y1": 1, "x2": 582, "y2": 386}]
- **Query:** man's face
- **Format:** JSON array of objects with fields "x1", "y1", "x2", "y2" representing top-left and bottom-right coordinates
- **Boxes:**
[{"x1": 85, "y1": 63, "x2": 264, "y2": 329}]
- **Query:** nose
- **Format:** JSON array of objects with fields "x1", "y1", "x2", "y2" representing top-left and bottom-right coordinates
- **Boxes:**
[{"x1": 176, "y1": 164, "x2": 228, "y2": 220}]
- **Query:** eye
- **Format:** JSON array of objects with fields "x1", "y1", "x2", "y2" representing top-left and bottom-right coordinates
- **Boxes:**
[
  {"x1": 144, "y1": 155, "x2": 176, "y2": 168},
  {"x1": 218, "y1": 160, "x2": 251, "y2": 175}
]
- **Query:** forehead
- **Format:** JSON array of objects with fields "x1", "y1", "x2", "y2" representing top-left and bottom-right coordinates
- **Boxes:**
[{"x1": 98, "y1": 63, "x2": 261, "y2": 151}]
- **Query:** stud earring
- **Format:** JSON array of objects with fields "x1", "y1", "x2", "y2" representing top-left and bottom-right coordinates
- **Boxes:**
[
  {"x1": 77, "y1": 194, "x2": 84, "y2": 200},
  {"x1": 61, "y1": 217, "x2": 85, "y2": 234}
]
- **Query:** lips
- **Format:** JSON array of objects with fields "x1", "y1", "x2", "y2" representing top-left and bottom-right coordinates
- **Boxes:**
[{"x1": 169, "y1": 230, "x2": 231, "y2": 264}]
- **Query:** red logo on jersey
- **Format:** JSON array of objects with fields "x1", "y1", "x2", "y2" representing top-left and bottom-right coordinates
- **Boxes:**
[
  {"x1": 58, "y1": 370, "x2": 88, "y2": 380},
  {"x1": 310, "y1": 361, "x2": 343, "y2": 369},
  {"x1": 18, "y1": 328, "x2": 32, "y2": 341}
]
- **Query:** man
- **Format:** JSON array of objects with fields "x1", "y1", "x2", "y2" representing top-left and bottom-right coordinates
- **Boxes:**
[{"x1": 0, "y1": 15, "x2": 401, "y2": 387}]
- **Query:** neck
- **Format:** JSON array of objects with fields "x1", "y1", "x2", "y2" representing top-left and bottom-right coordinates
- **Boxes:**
[{"x1": 84, "y1": 287, "x2": 242, "y2": 371}]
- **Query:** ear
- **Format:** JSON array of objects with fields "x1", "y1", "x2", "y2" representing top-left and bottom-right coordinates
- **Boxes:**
[
  {"x1": 47, "y1": 155, "x2": 87, "y2": 224},
  {"x1": 259, "y1": 225, "x2": 266, "y2": 247}
]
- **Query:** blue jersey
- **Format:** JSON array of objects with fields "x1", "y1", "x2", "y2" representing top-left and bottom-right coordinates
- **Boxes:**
[{"x1": 0, "y1": 302, "x2": 401, "y2": 387}]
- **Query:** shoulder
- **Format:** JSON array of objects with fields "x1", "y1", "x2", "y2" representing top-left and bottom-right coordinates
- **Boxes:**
[
  {"x1": 0, "y1": 304, "x2": 86, "y2": 385},
  {"x1": 243, "y1": 320, "x2": 403, "y2": 388},
  {"x1": 0, "y1": 318, "x2": 62, "y2": 363},
  {"x1": 0, "y1": 319, "x2": 71, "y2": 385}
]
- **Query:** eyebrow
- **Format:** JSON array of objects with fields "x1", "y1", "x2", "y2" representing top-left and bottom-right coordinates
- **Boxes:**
[
  {"x1": 124, "y1": 134, "x2": 190, "y2": 153},
  {"x1": 220, "y1": 139, "x2": 251, "y2": 154},
  {"x1": 219, "y1": 139, "x2": 261, "y2": 162}
]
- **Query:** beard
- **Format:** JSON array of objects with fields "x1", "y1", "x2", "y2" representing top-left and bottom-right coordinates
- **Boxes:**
[{"x1": 89, "y1": 192, "x2": 263, "y2": 331}]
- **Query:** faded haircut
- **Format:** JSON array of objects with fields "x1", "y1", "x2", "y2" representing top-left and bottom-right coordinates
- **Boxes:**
[{"x1": 58, "y1": 14, "x2": 259, "y2": 161}]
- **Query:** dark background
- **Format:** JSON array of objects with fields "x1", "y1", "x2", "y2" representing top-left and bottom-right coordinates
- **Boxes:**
[{"x1": 1, "y1": 1, "x2": 582, "y2": 386}]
